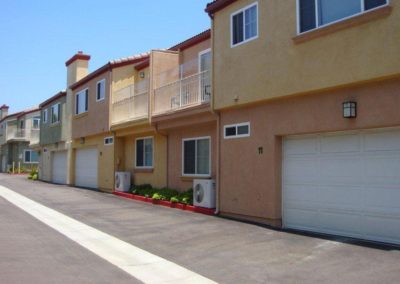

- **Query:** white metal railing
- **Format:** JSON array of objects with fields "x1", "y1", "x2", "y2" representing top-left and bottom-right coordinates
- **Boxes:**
[
  {"x1": 111, "y1": 79, "x2": 149, "y2": 125},
  {"x1": 153, "y1": 70, "x2": 211, "y2": 115}
]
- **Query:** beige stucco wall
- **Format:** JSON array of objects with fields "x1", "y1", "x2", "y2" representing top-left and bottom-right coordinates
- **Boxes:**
[
  {"x1": 67, "y1": 60, "x2": 89, "y2": 88},
  {"x1": 212, "y1": 0, "x2": 400, "y2": 109},
  {"x1": 181, "y1": 38, "x2": 211, "y2": 77},
  {"x1": 72, "y1": 71, "x2": 112, "y2": 139},
  {"x1": 71, "y1": 133, "x2": 115, "y2": 192},
  {"x1": 219, "y1": 77, "x2": 400, "y2": 225}
]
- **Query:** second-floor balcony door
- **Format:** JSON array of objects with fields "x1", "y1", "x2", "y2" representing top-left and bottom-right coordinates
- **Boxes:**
[{"x1": 199, "y1": 49, "x2": 211, "y2": 103}]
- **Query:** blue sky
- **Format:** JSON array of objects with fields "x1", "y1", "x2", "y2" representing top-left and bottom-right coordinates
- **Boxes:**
[{"x1": 0, "y1": 0, "x2": 211, "y2": 113}]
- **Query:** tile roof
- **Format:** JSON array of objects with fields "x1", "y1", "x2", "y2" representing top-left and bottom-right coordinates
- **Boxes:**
[{"x1": 205, "y1": 0, "x2": 238, "y2": 16}]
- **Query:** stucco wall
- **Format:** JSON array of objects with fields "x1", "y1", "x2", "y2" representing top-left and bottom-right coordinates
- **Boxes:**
[
  {"x1": 212, "y1": 0, "x2": 400, "y2": 109},
  {"x1": 167, "y1": 121, "x2": 217, "y2": 191},
  {"x1": 180, "y1": 38, "x2": 211, "y2": 77},
  {"x1": 121, "y1": 132, "x2": 167, "y2": 189},
  {"x1": 72, "y1": 72, "x2": 111, "y2": 139},
  {"x1": 219, "y1": 77, "x2": 400, "y2": 224},
  {"x1": 40, "y1": 96, "x2": 67, "y2": 145}
]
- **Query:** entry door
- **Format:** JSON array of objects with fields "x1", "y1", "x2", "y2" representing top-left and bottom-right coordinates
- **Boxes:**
[
  {"x1": 198, "y1": 49, "x2": 211, "y2": 102},
  {"x1": 283, "y1": 128, "x2": 400, "y2": 245},
  {"x1": 75, "y1": 148, "x2": 98, "y2": 189}
]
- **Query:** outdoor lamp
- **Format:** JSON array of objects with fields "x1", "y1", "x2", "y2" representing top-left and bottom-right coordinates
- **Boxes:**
[{"x1": 343, "y1": 101, "x2": 357, "y2": 118}]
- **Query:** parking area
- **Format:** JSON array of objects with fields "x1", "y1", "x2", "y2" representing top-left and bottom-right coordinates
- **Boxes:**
[{"x1": 1, "y1": 173, "x2": 399, "y2": 284}]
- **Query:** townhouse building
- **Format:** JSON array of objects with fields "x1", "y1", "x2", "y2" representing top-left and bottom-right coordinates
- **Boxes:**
[
  {"x1": 0, "y1": 105, "x2": 40, "y2": 172},
  {"x1": 206, "y1": 0, "x2": 400, "y2": 244},
  {"x1": 37, "y1": 91, "x2": 69, "y2": 184},
  {"x1": 66, "y1": 52, "x2": 148, "y2": 191}
]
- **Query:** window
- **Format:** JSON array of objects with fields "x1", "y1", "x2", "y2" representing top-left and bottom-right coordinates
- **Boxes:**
[
  {"x1": 51, "y1": 103, "x2": 60, "y2": 124},
  {"x1": 32, "y1": 118, "x2": 40, "y2": 129},
  {"x1": 43, "y1": 109, "x2": 48, "y2": 123},
  {"x1": 136, "y1": 137, "x2": 153, "y2": 168},
  {"x1": 298, "y1": 0, "x2": 388, "y2": 33},
  {"x1": 20, "y1": 120, "x2": 24, "y2": 129},
  {"x1": 224, "y1": 122, "x2": 250, "y2": 139},
  {"x1": 75, "y1": 89, "x2": 88, "y2": 115},
  {"x1": 231, "y1": 2, "x2": 258, "y2": 47},
  {"x1": 96, "y1": 79, "x2": 105, "y2": 101},
  {"x1": 23, "y1": 150, "x2": 39, "y2": 164},
  {"x1": 183, "y1": 137, "x2": 210, "y2": 176},
  {"x1": 104, "y1": 137, "x2": 114, "y2": 145}
]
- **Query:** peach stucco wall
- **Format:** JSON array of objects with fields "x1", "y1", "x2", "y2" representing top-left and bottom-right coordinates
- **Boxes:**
[
  {"x1": 72, "y1": 71, "x2": 111, "y2": 139},
  {"x1": 219, "y1": 77, "x2": 400, "y2": 224},
  {"x1": 212, "y1": 0, "x2": 400, "y2": 109}
]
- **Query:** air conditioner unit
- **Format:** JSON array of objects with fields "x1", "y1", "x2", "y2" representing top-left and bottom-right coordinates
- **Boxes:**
[
  {"x1": 193, "y1": 179, "x2": 216, "y2": 208},
  {"x1": 115, "y1": 172, "x2": 131, "y2": 192}
]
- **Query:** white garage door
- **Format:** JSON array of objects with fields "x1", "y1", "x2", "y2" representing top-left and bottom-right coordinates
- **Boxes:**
[
  {"x1": 283, "y1": 128, "x2": 400, "y2": 245},
  {"x1": 75, "y1": 148, "x2": 98, "y2": 189},
  {"x1": 52, "y1": 151, "x2": 67, "y2": 184}
]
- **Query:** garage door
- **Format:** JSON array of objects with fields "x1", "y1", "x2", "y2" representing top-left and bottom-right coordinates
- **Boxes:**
[
  {"x1": 75, "y1": 148, "x2": 98, "y2": 189},
  {"x1": 283, "y1": 128, "x2": 400, "y2": 245},
  {"x1": 52, "y1": 151, "x2": 67, "y2": 184}
]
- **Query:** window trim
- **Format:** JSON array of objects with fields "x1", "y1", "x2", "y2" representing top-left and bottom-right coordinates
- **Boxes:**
[
  {"x1": 296, "y1": 0, "x2": 390, "y2": 35},
  {"x1": 182, "y1": 136, "x2": 211, "y2": 177},
  {"x1": 50, "y1": 103, "x2": 61, "y2": 124},
  {"x1": 23, "y1": 149, "x2": 38, "y2": 164},
  {"x1": 75, "y1": 88, "x2": 89, "y2": 115},
  {"x1": 135, "y1": 136, "x2": 154, "y2": 169},
  {"x1": 32, "y1": 118, "x2": 41, "y2": 129},
  {"x1": 230, "y1": 2, "x2": 259, "y2": 48},
  {"x1": 104, "y1": 136, "x2": 114, "y2": 146},
  {"x1": 96, "y1": 79, "x2": 106, "y2": 102},
  {"x1": 43, "y1": 109, "x2": 48, "y2": 124},
  {"x1": 224, "y1": 122, "x2": 251, "y2": 139}
]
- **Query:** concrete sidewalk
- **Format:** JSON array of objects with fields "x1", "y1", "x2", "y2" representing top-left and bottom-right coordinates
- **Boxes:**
[{"x1": 1, "y1": 174, "x2": 399, "y2": 284}]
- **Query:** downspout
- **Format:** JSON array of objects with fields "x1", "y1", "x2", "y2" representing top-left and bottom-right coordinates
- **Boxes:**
[{"x1": 208, "y1": 23, "x2": 220, "y2": 215}]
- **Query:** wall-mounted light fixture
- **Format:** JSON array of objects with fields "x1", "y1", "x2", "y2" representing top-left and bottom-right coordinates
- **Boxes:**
[
  {"x1": 139, "y1": 71, "x2": 145, "y2": 79},
  {"x1": 343, "y1": 101, "x2": 357, "y2": 118}
]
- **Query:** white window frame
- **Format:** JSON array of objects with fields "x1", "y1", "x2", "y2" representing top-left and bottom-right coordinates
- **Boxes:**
[
  {"x1": 43, "y1": 109, "x2": 48, "y2": 123},
  {"x1": 96, "y1": 79, "x2": 106, "y2": 102},
  {"x1": 231, "y1": 2, "x2": 259, "y2": 48},
  {"x1": 135, "y1": 136, "x2": 154, "y2": 169},
  {"x1": 182, "y1": 136, "x2": 211, "y2": 177},
  {"x1": 224, "y1": 122, "x2": 251, "y2": 139},
  {"x1": 50, "y1": 103, "x2": 61, "y2": 124},
  {"x1": 23, "y1": 149, "x2": 38, "y2": 164},
  {"x1": 296, "y1": 0, "x2": 389, "y2": 35},
  {"x1": 32, "y1": 118, "x2": 41, "y2": 129},
  {"x1": 75, "y1": 88, "x2": 89, "y2": 115},
  {"x1": 104, "y1": 136, "x2": 114, "y2": 146}
]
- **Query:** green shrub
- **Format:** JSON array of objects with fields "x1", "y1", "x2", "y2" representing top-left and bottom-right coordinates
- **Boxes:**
[
  {"x1": 152, "y1": 193, "x2": 162, "y2": 200},
  {"x1": 170, "y1": 196, "x2": 179, "y2": 203},
  {"x1": 28, "y1": 168, "x2": 39, "y2": 180},
  {"x1": 130, "y1": 185, "x2": 194, "y2": 205}
]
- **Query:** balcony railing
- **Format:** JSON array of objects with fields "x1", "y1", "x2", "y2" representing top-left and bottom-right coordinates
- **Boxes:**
[
  {"x1": 111, "y1": 80, "x2": 149, "y2": 125},
  {"x1": 6, "y1": 129, "x2": 40, "y2": 144},
  {"x1": 153, "y1": 70, "x2": 211, "y2": 115}
]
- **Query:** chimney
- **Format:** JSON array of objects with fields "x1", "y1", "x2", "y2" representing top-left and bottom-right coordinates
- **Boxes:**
[
  {"x1": 0, "y1": 104, "x2": 9, "y2": 119},
  {"x1": 66, "y1": 51, "x2": 91, "y2": 88}
]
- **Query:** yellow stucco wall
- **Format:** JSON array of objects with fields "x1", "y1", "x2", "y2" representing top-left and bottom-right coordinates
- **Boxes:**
[
  {"x1": 71, "y1": 133, "x2": 115, "y2": 192},
  {"x1": 212, "y1": 0, "x2": 400, "y2": 109}
]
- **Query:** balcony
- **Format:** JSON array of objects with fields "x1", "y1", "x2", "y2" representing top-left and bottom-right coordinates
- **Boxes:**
[
  {"x1": 153, "y1": 70, "x2": 211, "y2": 115},
  {"x1": 6, "y1": 129, "x2": 40, "y2": 145},
  {"x1": 111, "y1": 79, "x2": 149, "y2": 125}
]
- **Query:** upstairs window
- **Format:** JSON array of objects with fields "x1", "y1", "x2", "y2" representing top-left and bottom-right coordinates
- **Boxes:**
[
  {"x1": 32, "y1": 118, "x2": 40, "y2": 129},
  {"x1": 298, "y1": 0, "x2": 388, "y2": 33},
  {"x1": 231, "y1": 2, "x2": 258, "y2": 47},
  {"x1": 51, "y1": 103, "x2": 61, "y2": 124},
  {"x1": 43, "y1": 109, "x2": 48, "y2": 123},
  {"x1": 19, "y1": 120, "x2": 24, "y2": 129},
  {"x1": 75, "y1": 89, "x2": 88, "y2": 115},
  {"x1": 96, "y1": 79, "x2": 105, "y2": 101}
]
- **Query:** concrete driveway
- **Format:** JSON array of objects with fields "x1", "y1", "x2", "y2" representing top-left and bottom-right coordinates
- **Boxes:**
[{"x1": 0, "y1": 173, "x2": 399, "y2": 284}]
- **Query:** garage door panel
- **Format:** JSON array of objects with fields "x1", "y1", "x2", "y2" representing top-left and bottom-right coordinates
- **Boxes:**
[
  {"x1": 283, "y1": 128, "x2": 400, "y2": 245},
  {"x1": 284, "y1": 137, "x2": 318, "y2": 155},
  {"x1": 364, "y1": 130, "x2": 400, "y2": 152},
  {"x1": 320, "y1": 133, "x2": 360, "y2": 153},
  {"x1": 52, "y1": 151, "x2": 67, "y2": 184}
]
